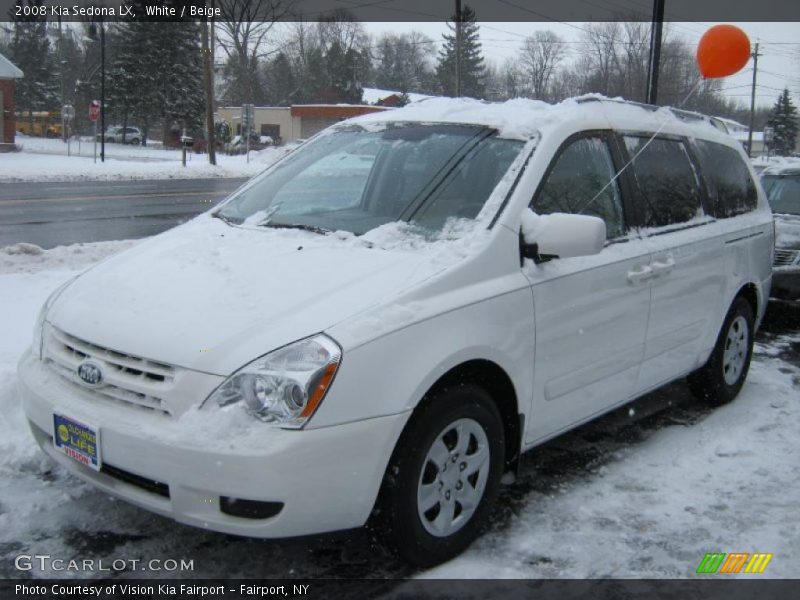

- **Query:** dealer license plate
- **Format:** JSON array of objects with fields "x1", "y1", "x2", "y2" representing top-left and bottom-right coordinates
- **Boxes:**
[{"x1": 53, "y1": 414, "x2": 101, "y2": 471}]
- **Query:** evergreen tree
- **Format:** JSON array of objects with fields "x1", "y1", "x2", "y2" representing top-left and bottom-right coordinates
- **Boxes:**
[
  {"x1": 435, "y1": 4, "x2": 485, "y2": 98},
  {"x1": 106, "y1": 3, "x2": 203, "y2": 144},
  {"x1": 767, "y1": 88, "x2": 799, "y2": 156},
  {"x1": 9, "y1": 0, "x2": 59, "y2": 125},
  {"x1": 264, "y1": 52, "x2": 297, "y2": 106}
]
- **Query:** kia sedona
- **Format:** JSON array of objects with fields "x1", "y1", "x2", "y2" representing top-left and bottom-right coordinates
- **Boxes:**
[{"x1": 18, "y1": 97, "x2": 774, "y2": 566}]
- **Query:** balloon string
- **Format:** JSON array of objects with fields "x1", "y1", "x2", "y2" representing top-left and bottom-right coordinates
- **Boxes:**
[{"x1": 576, "y1": 76, "x2": 706, "y2": 217}]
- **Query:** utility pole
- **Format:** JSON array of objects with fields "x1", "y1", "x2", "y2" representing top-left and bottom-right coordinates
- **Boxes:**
[
  {"x1": 645, "y1": 0, "x2": 665, "y2": 105},
  {"x1": 747, "y1": 42, "x2": 761, "y2": 159},
  {"x1": 201, "y1": 17, "x2": 217, "y2": 166},
  {"x1": 100, "y1": 20, "x2": 105, "y2": 162},
  {"x1": 454, "y1": 0, "x2": 462, "y2": 97}
]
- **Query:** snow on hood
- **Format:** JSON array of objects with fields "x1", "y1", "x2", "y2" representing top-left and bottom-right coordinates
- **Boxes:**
[
  {"x1": 45, "y1": 216, "x2": 495, "y2": 375},
  {"x1": 45, "y1": 216, "x2": 459, "y2": 375}
]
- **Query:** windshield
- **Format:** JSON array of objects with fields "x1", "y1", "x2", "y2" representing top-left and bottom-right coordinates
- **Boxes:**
[
  {"x1": 216, "y1": 123, "x2": 525, "y2": 235},
  {"x1": 763, "y1": 175, "x2": 800, "y2": 215}
]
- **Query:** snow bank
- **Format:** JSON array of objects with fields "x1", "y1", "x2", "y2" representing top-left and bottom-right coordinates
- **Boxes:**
[
  {"x1": 0, "y1": 240, "x2": 138, "y2": 274},
  {"x1": 0, "y1": 144, "x2": 291, "y2": 183}
]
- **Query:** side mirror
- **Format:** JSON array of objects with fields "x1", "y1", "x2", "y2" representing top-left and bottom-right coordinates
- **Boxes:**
[{"x1": 520, "y1": 211, "x2": 606, "y2": 264}]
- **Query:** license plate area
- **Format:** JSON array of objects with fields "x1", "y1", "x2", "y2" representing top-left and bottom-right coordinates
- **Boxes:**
[{"x1": 53, "y1": 414, "x2": 101, "y2": 471}]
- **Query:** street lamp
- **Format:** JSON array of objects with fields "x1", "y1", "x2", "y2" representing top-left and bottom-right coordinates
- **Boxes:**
[{"x1": 88, "y1": 19, "x2": 105, "y2": 162}]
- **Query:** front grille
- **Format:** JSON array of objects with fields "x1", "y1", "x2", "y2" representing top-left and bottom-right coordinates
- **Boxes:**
[
  {"x1": 774, "y1": 249, "x2": 799, "y2": 267},
  {"x1": 43, "y1": 325, "x2": 176, "y2": 415}
]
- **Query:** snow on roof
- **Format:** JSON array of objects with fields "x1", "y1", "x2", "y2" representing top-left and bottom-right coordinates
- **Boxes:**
[
  {"x1": 733, "y1": 130, "x2": 764, "y2": 142},
  {"x1": 345, "y1": 95, "x2": 733, "y2": 142},
  {"x1": 716, "y1": 116, "x2": 748, "y2": 132},
  {"x1": 362, "y1": 87, "x2": 434, "y2": 105},
  {"x1": 0, "y1": 53, "x2": 23, "y2": 79}
]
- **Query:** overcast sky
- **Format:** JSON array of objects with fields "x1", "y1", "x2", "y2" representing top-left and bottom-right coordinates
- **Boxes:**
[{"x1": 362, "y1": 21, "x2": 800, "y2": 109}]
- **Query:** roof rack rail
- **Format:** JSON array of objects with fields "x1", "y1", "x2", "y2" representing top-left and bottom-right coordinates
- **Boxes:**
[{"x1": 574, "y1": 96, "x2": 728, "y2": 133}]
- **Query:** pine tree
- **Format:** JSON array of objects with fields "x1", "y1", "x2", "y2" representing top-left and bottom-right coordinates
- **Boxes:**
[
  {"x1": 767, "y1": 88, "x2": 799, "y2": 156},
  {"x1": 9, "y1": 1, "x2": 59, "y2": 126},
  {"x1": 264, "y1": 52, "x2": 297, "y2": 106},
  {"x1": 435, "y1": 4, "x2": 486, "y2": 99},
  {"x1": 106, "y1": 3, "x2": 203, "y2": 144}
]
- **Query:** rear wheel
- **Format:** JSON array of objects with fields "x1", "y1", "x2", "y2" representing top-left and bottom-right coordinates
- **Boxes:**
[
  {"x1": 379, "y1": 384, "x2": 504, "y2": 567},
  {"x1": 687, "y1": 296, "x2": 754, "y2": 406}
]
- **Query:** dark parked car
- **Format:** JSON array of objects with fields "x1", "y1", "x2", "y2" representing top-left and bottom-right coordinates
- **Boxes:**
[{"x1": 762, "y1": 164, "x2": 800, "y2": 302}]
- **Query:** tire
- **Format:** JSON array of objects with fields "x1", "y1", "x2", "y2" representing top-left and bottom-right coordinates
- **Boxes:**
[
  {"x1": 687, "y1": 296, "x2": 754, "y2": 406},
  {"x1": 129, "y1": 138, "x2": 140, "y2": 146},
  {"x1": 378, "y1": 384, "x2": 505, "y2": 567}
]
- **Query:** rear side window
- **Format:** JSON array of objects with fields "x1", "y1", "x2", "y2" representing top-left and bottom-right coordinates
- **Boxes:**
[
  {"x1": 624, "y1": 136, "x2": 703, "y2": 228},
  {"x1": 533, "y1": 136, "x2": 626, "y2": 238},
  {"x1": 694, "y1": 140, "x2": 757, "y2": 217}
]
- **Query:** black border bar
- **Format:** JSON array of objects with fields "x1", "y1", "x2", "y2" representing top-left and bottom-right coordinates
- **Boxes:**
[
  {"x1": 3, "y1": 579, "x2": 800, "y2": 600},
  {"x1": 1, "y1": 0, "x2": 799, "y2": 22}
]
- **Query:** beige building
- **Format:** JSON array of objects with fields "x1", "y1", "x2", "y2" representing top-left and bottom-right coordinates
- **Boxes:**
[{"x1": 217, "y1": 104, "x2": 388, "y2": 144}]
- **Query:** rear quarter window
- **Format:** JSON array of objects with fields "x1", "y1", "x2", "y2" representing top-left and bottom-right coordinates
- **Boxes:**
[
  {"x1": 694, "y1": 140, "x2": 758, "y2": 218},
  {"x1": 624, "y1": 136, "x2": 704, "y2": 228}
]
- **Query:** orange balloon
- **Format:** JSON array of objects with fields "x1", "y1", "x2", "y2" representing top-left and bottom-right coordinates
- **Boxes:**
[{"x1": 696, "y1": 25, "x2": 751, "y2": 78}]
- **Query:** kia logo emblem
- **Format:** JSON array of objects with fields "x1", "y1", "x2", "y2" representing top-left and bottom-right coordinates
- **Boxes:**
[{"x1": 77, "y1": 361, "x2": 104, "y2": 386}]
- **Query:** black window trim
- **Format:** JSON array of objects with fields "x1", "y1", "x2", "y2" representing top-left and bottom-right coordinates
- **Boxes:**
[
  {"x1": 528, "y1": 129, "x2": 634, "y2": 244},
  {"x1": 688, "y1": 136, "x2": 759, "y2": 220},
  {"x1": 613, "y1": 130, "x2": 714, "y2": 235}
]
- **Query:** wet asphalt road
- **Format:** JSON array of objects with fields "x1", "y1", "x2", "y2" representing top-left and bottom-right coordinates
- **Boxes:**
[{"x1": 0, "y1": 178, "x2": 248, "y2": 249}]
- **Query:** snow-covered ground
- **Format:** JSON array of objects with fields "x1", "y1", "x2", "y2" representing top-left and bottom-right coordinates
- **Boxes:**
[
  {"x1": 1, "y1": 135, "x2": 292, "y2": 182},
  {"x1": 0, "y1": 240, "x2": 798, "y2": 580}
]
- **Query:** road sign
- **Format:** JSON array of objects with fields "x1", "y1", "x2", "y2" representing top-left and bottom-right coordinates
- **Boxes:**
[{"x1": 89, "y1": 100, "x2": 100, "y2": 122}]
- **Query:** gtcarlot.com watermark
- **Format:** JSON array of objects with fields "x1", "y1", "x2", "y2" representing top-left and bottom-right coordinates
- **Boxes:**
[{"x1": 14, "y1": 553, "x2": 194, "y2": 573}]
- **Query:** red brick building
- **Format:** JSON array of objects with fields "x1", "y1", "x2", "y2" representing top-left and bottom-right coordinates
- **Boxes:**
[{"x1": 0, "y1": 53, "x2": 23, "y2": 150}]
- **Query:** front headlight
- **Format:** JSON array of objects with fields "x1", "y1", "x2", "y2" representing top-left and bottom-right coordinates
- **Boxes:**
[
  {"x1": 31, "y1": 305, "x2": 46, "y2": 360},
  {"x1": 32, "y1": 277, "x2": 78, "y2": 360},
  {"x1": 206, "y1": 334, "x2": 342, "y2": 429}
]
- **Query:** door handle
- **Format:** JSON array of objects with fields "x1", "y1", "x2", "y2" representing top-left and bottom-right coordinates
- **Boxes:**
[
  {"x1": 651, "y1": 257, "x2": 676, "y2": 275},
  {"x1": 627, "y1": 264, "x2": 654, "y2": 283}
]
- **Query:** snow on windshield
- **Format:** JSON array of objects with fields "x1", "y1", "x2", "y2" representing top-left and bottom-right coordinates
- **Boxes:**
[{"x1": 217, "y1": 123, "x2": 525, "y2": 237}]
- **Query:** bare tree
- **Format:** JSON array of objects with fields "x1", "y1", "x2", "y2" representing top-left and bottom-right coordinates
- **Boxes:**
[
  {"x1": 216, "y1": 0, "x2": 292, "y2": 104},
  {"x1": 578, "y1": 22, "x2": 622, "y2": 96},
  {"x1": 520, "y1": 30, "x2": 568, "y2": 101}
]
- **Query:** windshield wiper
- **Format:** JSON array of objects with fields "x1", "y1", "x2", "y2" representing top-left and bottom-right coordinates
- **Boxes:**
[
  {"x1": 259, "y1": 222, "x2": 331, "y2": 235},
  {"x1": 212, "y1": 211, "x2": 238, "y2": 226}
]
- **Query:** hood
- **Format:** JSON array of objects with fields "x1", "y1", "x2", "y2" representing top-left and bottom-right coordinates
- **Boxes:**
[
  {"x1": 775, "y1": 215, "x2": 800, "y2": 250},
  {"x1": 47, "y1": 217, "x2": 433, "y2": 375}
]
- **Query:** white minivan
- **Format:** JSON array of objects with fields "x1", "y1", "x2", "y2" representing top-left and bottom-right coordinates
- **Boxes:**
[{"x1": 18, "y1": 97, "x2": 773, "y2": 566}]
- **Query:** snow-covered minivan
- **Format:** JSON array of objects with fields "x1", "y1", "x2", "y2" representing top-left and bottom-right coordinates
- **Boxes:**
[{"x1": 18, "y1": 97, "x2": 774, "y2": 566}]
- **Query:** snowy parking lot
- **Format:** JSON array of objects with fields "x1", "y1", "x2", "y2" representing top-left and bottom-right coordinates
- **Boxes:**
[{"x1": 0, "y1": 240, "x2": 798, "y2": 580}]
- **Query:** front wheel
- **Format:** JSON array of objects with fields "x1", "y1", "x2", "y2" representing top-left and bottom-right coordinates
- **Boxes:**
[
  {"x1": 687, "y1": 296, "x2": 754, "y2": 406},
  {"x1": 378, "y1": 384, "x2": 505, "y2": 567}
]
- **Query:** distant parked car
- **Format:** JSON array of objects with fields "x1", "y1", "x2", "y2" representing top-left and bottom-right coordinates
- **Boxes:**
[
  {"x1": 761, "y1": 164, "x2": 800, "y2": 302},
  {"x1": 224, "y1": 133, "x2": 265, "y2": 155},
  {"x1": 97, "y1": 126, "x2": 142, "y2": 145}
]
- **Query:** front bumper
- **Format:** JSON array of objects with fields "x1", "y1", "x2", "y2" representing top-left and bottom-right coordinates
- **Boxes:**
[
  {"x1": 771, "y1": 268, "x2": 800, "y2": 302},
  {"x1": 17, "y1": 351, "x2": 409, "y2": 538}
]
